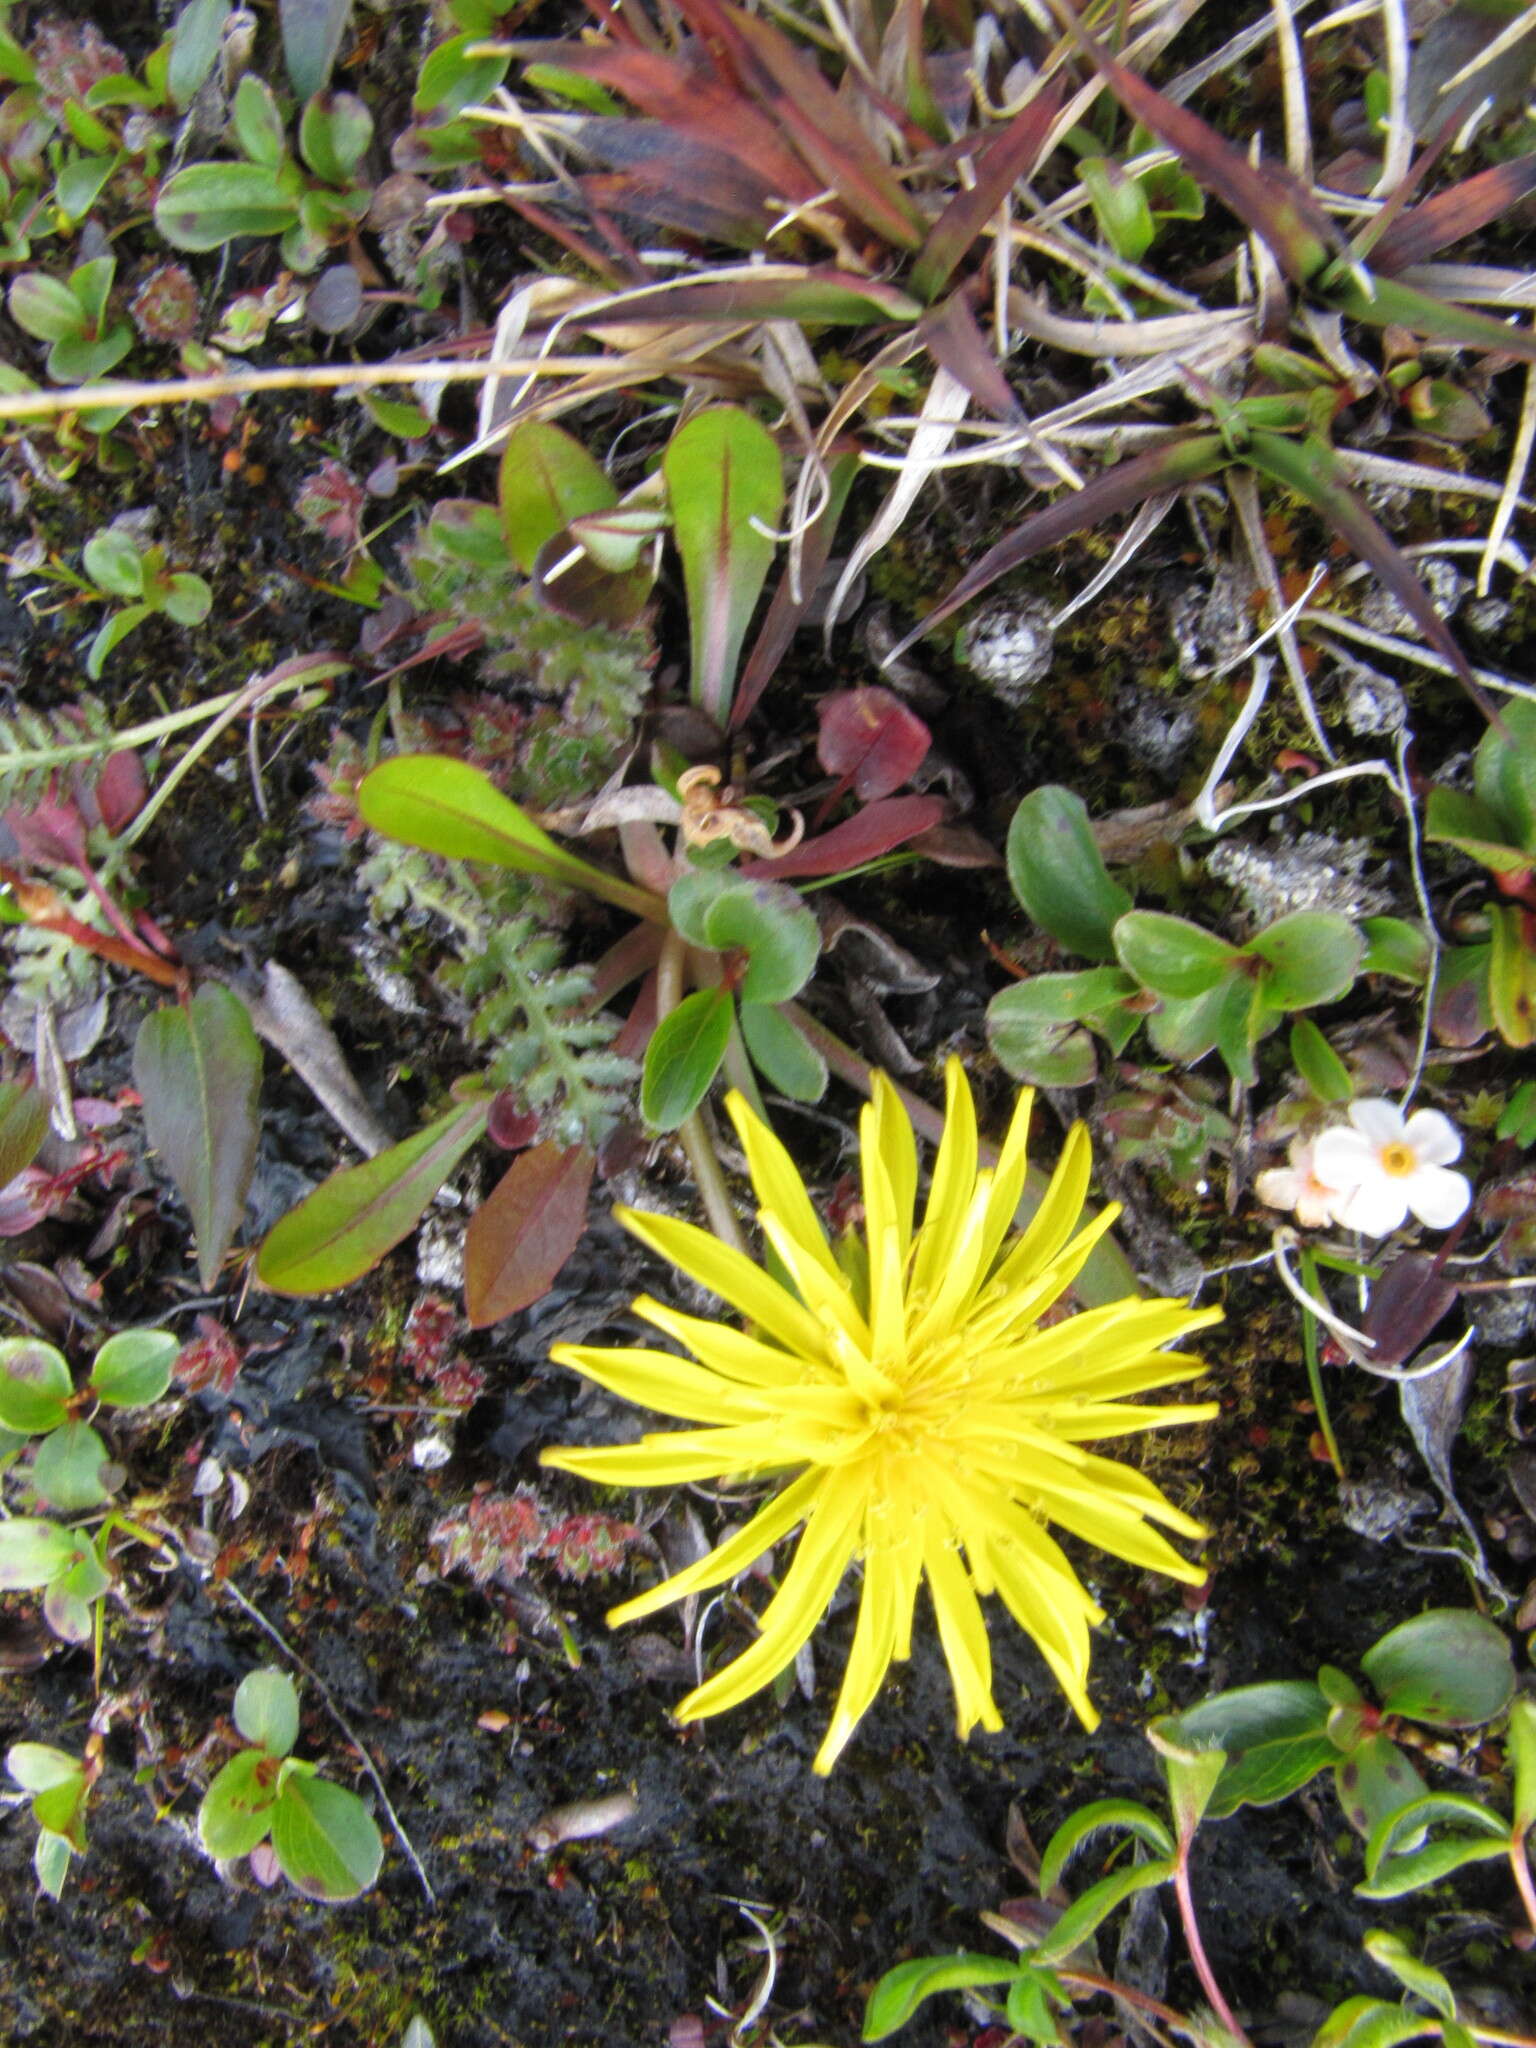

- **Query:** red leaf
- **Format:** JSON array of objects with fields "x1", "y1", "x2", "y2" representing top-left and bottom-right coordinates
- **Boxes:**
[
  {"x1": 817, "y1": 687, "x2": 931, "y2": 801},
  {"x1": 86, "y1": 751, "x2": 147, "y2": 834},
  {"x1": 1361, "y1": 1253, "x2": 1460, "y2": 1369},
  {"x1": 743, "y1": 794, "x2": 944, "y2": 878},
  {"x1": 464, "y1": 1142, "x2": 595, "y2": 1329},
  {"x1": 5, "y1": 788, "x2": 89, "y2": 871}
]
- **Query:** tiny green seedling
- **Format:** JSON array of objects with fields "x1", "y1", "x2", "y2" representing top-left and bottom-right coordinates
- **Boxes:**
[
  {"x1": 6, "y1": 254, "x2": 132, "y2": 384},
  {"x1": 198, "y1": 1669, "x2": 384, "y2": 1902},
  {"x1": 0, "y1": 1328, "x2": 177, "y2": 1514},
  {"x1": 5, "y1": 1738, "x2": 100, "y2": 1898},
  {"x1": 77, "y1": 526, "x2": 213, "y2": 679}
]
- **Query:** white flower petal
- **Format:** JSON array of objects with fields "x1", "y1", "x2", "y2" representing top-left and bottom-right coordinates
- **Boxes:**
[
  {"x1": 1406, "y1": 1165, "x2": 1471, "y2": 1230},
  {"x1": 1333, "y1": 1176, "x2": 1410, "y2": 1238},
  {"x1": 1312, "y1": 1128, "x2": 1377, "y2": 1191},
  {"x1": 1294, "y1": 1187, "x2": 1344, "y2": 1230},
  {"x1": 1255, "y1": 1167, "x2": 1302, "y2": 1212},
  {"x1": 1349, "y1": 1098, "x2": 1407, "y2": 1145},
  {"x1": 1402, "y1": 1108, "x2": 1462, "y2": 1168}
]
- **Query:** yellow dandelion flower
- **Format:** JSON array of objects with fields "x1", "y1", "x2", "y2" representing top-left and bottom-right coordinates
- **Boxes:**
[{"x1": 542, "y1": 1060, "x2": 1220, "y2": 1774}]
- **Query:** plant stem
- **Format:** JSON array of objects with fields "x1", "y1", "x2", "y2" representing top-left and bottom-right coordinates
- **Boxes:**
[
  {"x1": 1510, "y1": 1831, "x2": 1536, "y2": 1942},
  {"x1": 1298, "y1": 1245, "x2": 1346, "y2": 1477},
  {"x1": 657, "y1": 931, "x2": 747, "y2": 1257},
  {"x1": 1172, "y1": 1852, "x2": 1249, "y2": 2045}
]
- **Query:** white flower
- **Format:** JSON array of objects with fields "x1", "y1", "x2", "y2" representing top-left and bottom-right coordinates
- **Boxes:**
[
  {"x1": 1311, "y1": 1099, "x2": 1471, "y2": 1237},
  {"x1": 1255, "y1": 1137, "x2": 1345, "y2": 1229}
]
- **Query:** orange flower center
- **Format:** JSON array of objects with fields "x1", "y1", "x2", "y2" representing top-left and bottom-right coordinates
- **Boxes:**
[{"x1": 1379, "y1": 1141, "x2": 1418, "y2": 1178}]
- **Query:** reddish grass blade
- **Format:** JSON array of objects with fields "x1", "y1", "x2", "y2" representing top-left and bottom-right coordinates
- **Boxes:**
[
  {"x1": 919, "y1": 290, "x2": 1019, "y2": 420},
  {"x1": 585, "y1": 269, "x2": 921, "y2": 327},
  {"x1": 1369, "y1": 154, "x2": 1536, "y2": 273},
  {"x1": 883, "y1": 432, "x2": 1229, "y2": 661},
  {"x1": 911, "y1": 84, "x2": 1063, "y2": 302},
  {"x1": 733, "y1": 445, "x2": 861, "y2": 730},
  {"x1": 673, "y1": 0, "x2": 926, "y2": 250}
]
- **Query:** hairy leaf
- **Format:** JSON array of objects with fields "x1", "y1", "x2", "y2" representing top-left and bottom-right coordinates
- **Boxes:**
[{"x1": 464, "y1": 1142, "x2": 595, "y2": 1328}]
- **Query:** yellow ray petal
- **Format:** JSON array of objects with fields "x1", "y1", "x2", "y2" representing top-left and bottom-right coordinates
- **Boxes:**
[
  {"x1": 760, "y1": 1210, "x2": 871, "y2": 1361},
  {"x1": 630, "y1": 1296, "x2": 833, "y2": 1388},
  {"x1": 606, "y1": 1468, "x2": 826, "y2": 1625},
  {"x1": 987, "y1": 1122, "x2": 1092, "y2": 1293},
  {"x1": 725, "y1": 1091, "x2": 841, "y2": 1282},
  {"x1": 867, "y1": 1071, "x2": 917, "y2": 1259},
  {"x1": 813, "y1": 1541, "x2": 907, "y2": 1775},
  {"x1": 549, "y1": 1343, "x2": 763, "y2": 1425},
  {"x1": 618, "y1": 1207, "x2": 827, "y2": 1359},
  {"x1": 677, "y1": 1471, "x2": 866, "y2": 1720},
  {"x1": 990, "y1": 1531, "x2": 1100, "y2": 1730},
  {"x1": 543, "y1": 1432, "x2": 774, "y2": 1488},
  {"x1": 976, "y1": 1083, "x2": 1035, "y2": 1279},
  {"x1": 923, "y1": 1525, "x2": 1002, "y2": 1739},
  {"x1": 912, "y1": 1060, "x2": 978, "y2": 1299}
]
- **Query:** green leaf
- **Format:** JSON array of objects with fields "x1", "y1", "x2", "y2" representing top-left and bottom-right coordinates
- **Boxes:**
[
  {"x1": 667, "y1": 871, "x2": 820, "y2": 1005},
  {"x1": 1425, "y1": 786, "x2": 1530, "y2": 872},
  {"x1": 7, "y1": 1743, "x2": 85, "y2": 1795},
  {"x1": 257, "y1": 1100, "x2": 489, "y2": 1294},
  {"x1": 271, "y1": 1772, "x2": 383, "y2": 1900},
  {"x1": 1510, "y1": 1694, "x2": 1536, "y2": 1834},
  {"x1": 54, "y1": 156, "x2": 118, "y2": 226},
  {"x1": 641, "y1": 989, "x2": 733, "y2": 1130},
  {"x1": 1003, "y1": 1967, "x2": 1064, "y2": 2046},
  {"x1": 0, "y1": 1340, "x2": 72, "y2": 1435},
  {"x1": 1334, "y1": 1732, "x2": 1428, "y2": 1842},
  {"x1": 1357, "y1": 1833, "x2": 1510, "y2": 1898},
  {"x1": 169, "y1": 0, "x2": 233, "y2": 109},
  {"x1": 234, "y1": 1669, "x2": 300, "y2": 1757},
  {"x1": 663, "y1": 407, "x2": 784, "y2": 726},
  {"x1": 1031, "y1": 1858, "x2": 1175, "y2": 1966},
  {"x1": 48, "y1": 325, "x2": 132, "y2": 386},
  {"x1": 31, "y1": 1422, "x2": 112, "y2": 1512},
  {"x1": 162, "y1": 572, "x2": 213, "y2": 626},
  {"x1": 499, "y1": 420, "x2": 616, "y2": 574},
  {"x1": 85, "y1": 604, "x2": 152, "y2": 681},
  {"x1": 232, "y1": 73, "x2": 288, "y2": 170},
  {"x1": 134, "y1": 985, "x2": 263, "y2": 1289},
  {"x1": 1165, "y1": 1682, "x2": 1334, "y2": 1817},
  {"x1": 1361, "y1": 916, "x2": 1432, "y2": 982},
  {"x1": 1488, "y1": 903, "x2": 1536, "y2": 1048},
  {"x1": 738, "y1": 1002, "x2": 827, "y2": 1102},
  {"x1": 1289, "y1": 1019, "x2": 1353, "y2": 1103},
  {"x1": 0, "y1": 1518, "x2": 78, "y2": 1591},
  {"x1": 356, "y1": 755, "x2": 662, "y2": 923},
  {"x1": 862, "y1": 1954, "x2": 1023, "y2": 2040},
  {"x1": 1081, "y1": 155, "x2": 1156, "y2": 262},
  {"x1": 299, "y1": 90, "x2": 373, "y2": 185},
  {"x1": 82, "y1": 528, "x2": 145, "y2": 597},
  {"x1": 199, "y1": 1749, "x2": 281, "y2": 1860},
  {"x1": 1249, "y1": 912, "x2": 1364, "y2": 1010},
  {"x1": 89, "y1": 1328, "x2": 177, "y2": 1408},
  {"x1": 1146, "y1": 1721, "x2": 1227, "y2": 1838},
  {"x1": 413, "y1": 31, "x2": 509, "y2": 116},
  {"x1": 282, "y1": 0, "x2": 354, "y2": 101},
  {"x1": 1360, "y1": 1608, "x2": 1515, "y2": 1728},
  {"x1": 7, "y1": 273, "x2": 85, "y2": 344},
  {"x1": 1360, "y1": 1931, "x2": 1456, "y2": 2020},
  {"x1": 1148, "y1": 978, "x2": 1260, "y2": 1083},
  {"x1": 1038, "y1": 1798, "x2": 1174, "y2": 1893},
  {"x1": 1474, "y1": 697, "x2": 1536, "y2": 853},
  {"x1": 154, "y1": 161, "x2": 300, "y2": 251},
  {"x1": 1312, "y1": 1997, "x2": 1448, "y2": 2048},
  {"x1": 565, "y1": 505, "x2": 669, "y2": 576},
  {"x1": 34, "y1": 1831, "x2": 72, "y2": 1900},
  {"x1": 1005, "y1": 788, "x2": 1133, "y2": 961},
  {"x1": 1114, "y1": 912, "x2": 1238, "y2": 998},
  {"x1": 0, "y1": 1081, "x2": 48, "y2": 1188}
]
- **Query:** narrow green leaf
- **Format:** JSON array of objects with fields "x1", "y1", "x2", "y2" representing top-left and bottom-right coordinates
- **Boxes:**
[
  {"x1": 641, "y1": 989, "x2": 733, "y2": 1130},
  {"x1": 663, "y1": 407, "x2": 783, "y2": 726},
  {"x1": 1039, "y1": 1798, "x2": 1174, "y2": 1893},
  {"x1": 134, "y1": 985, "x2": 263, "y2": 1289},
  {"x1": 0, "y1": 1081, "x2": 48, "y2": 1188},
  {"x1": 357, "y1": 755, "x2": 664, "y2": 924},
  {"x1": 738, "y1": 1003, "x2": 826, "y2": 1102},
  {"x1": 1510, "y1": 1695, "x2": 1536, "y2": 1834},
  {"x1": 1164, "y1": 1681, "x2": 1334, "y2": 1817},
  {"x1": 169, "y1": 0, "x2": 232, "y2": 109},
  {"x1": 862, "y1": 1954, "x2": 1022, "y2": 2041},
  {"x1": 282, "y1": 0, "x2": 354, "y2": 101},
  {"x1": 1289, "y1": 1019, "x2": 1353, "y2": 1103},
  {"x1": 1356, "y1": 1833, "x2": 1509, "y2": 1898},
  {"x1": 256, "y1": 1101, "x2": 489, "y2": 1294},
  {"x1": 1361, "y1": 1931, "x2": 1456, "y2": 2020},
  {"x1": 1031, "y1": 1859, "x2": 1175, "y2": 1965}
]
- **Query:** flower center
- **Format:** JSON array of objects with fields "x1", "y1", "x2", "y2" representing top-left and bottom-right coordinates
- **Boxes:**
[{"x1": 1378, "y1": 1141, "x2": 1418, "y2": 1178}]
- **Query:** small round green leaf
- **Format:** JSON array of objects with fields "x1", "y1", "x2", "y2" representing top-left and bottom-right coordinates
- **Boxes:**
[
  {"x1": 1249, "y1": 911, "x2": 1364, "y2": 1011},
  {"x1": 1005, "y1": 786, "x2": 1132, "y2": 961},
  {"x1": 270, "y1": 1773, "x2": 383, "y2": 1900},
  {"x1": 1114, "y1": 912, "x2": 1239, "y2": 999},
  {"x1": 0, "y1": 1518, "x2": 77, "y2": 1590},
  {"x1": 154, "y1": 162, "x2": 300, "y2": 252},
  {"x1": 31, "y1": 1422, "x2": 113, "y2": 1512},
  {"x1": 90, "y1": 1328, "x2": 177, "y2": 1408},
  {"x1": 1360, "y1": 1608, "x2": 1515, "y2": 1729},
  {"x1": 0, "y1": 1340, "x2": 73, "y2": 1435},
  {"x1": 199, "y1": 1750, "x2": 282, "y2": 1861},
  {"x1": 234, "y1": 1669, "x2": 300, "y2": 1757},
  {"x1": 737, "y1": 1002, "x2": 826, "y2": 1102},
  {"x1": 34, "y1": 1830, "x2": 72, "y2": 1899},
  {"x1": 7, "y1": 1743, "x2": 84, "y2": 1794}
]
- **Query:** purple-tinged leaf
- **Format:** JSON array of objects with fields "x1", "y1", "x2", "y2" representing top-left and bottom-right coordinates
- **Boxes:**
[
  {"x1": 1361, "y1": 1253, "x2": 1460, "y2": 1369},
  {"x1": 663, "y1": 406, "x2": 783, "y2": 727},
  {"x1": 817, "y1": 687, "x2": 931, "y2": 801},
  {"x1": 885, "y1": 433, "x2": 1228, "y2": 662},
  {"x1": 733, "y1": 444, "x2": 860, "y2": 730},
  {"x1": 256, "y1": 1100, "x2": 489, "y2": 1295},
  {"x1": 464, "y1": 1142, "x2": 594, "y2": 1328},
  {"x1": 582, "y1": 268, "x2": 921, "y2": 327},
  {"x1": 918, "y1": 291, "x2": 1018, "y2": 421},
  {"x1": 742, "y1": 794, "x2": 945, "y2": 879},
  {"x1": 133, "y1": 984, "x2": 262, "y2": 1289},
  {"x1": 911, "y1": 85, "x2": 1063, "y2": 302},
  {"x1": 1370, "y1": 154, "x2": 1536, "y2": 274}
]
